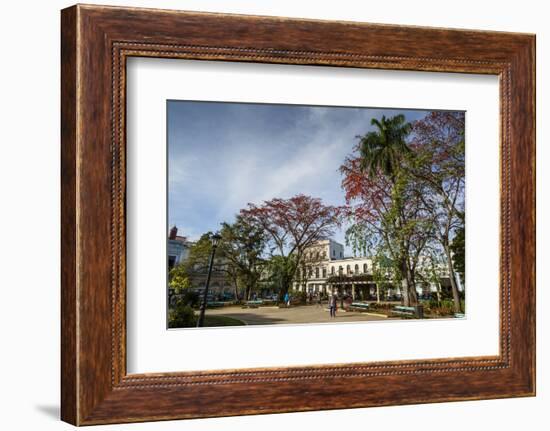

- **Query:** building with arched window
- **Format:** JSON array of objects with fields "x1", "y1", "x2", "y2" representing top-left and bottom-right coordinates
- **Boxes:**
[{"x1": 291, "y1": 239, "x2": 455, "y2": 301}]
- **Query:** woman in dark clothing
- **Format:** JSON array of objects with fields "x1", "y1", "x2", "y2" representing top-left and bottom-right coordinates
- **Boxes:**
[{"x1": 328, "y1": 294, "x2": 337, "y2": 318}]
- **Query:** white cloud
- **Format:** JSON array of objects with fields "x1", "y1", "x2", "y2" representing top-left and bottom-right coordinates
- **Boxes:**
[{"x1": 168, "y1": 101, "x2": 429, "y2": 247}]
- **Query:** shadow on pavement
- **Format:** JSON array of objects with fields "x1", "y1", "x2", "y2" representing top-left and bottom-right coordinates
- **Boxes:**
[{"x1": 209, "y1": 312, "x2": 287, "y2": 325}]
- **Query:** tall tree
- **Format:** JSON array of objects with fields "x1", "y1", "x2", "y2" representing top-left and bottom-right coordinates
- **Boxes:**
[
  {"x1": 342, "y1": 114, "x2": 428, "y2": 306},
  {"x1": 181, "y1": 232, "x2": 238, "y2": 299},
  {"x1": 240, "y1": 194, "x2": 343, "y2": 301},
  {"x1": 409, "y1": 111, "x2": 465, "y2": 312},
  {"x1": 450, "y1": 225, "x2": 465, "y2": 284},
  {"x1": 359, "y1": 114, "x2": 412, "y2": 180},
  {"x1": 219, "y1": 215, "x2": 267, "y2": 301}
]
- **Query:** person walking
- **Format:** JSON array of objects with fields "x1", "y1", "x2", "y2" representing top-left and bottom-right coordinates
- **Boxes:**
[
  {"x1": 329, "y1": 294, "x2": 337, "y2": 318},
  {"x1": 284, "y1": 292, "x2": 290, "y2": 307}
]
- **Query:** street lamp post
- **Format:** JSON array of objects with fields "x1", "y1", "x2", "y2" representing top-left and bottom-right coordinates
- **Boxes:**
[{"x1": 197, "y1": 233, "x2": 222, "y2": 328}]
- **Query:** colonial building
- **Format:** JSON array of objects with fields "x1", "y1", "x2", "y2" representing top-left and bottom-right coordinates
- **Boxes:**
[
  {"x1": 292, "y1": 239, "x2": 457, "y2": 301},
  {"x1": 171, "y1": 232, "x2": 459, "y2": 302}
]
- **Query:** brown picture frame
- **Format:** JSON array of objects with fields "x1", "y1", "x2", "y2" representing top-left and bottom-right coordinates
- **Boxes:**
[{"x1": 61, "y1": 4, "x2": 536, "y2": 426}]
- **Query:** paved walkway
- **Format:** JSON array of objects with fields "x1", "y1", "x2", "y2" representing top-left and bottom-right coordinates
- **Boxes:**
[{"x1": 205, "y1": 304, "x2": 390, "y2": 325}]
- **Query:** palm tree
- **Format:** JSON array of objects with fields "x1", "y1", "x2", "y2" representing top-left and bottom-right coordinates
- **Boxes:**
[
  {"x1": 358, "y1": 114, "x2": 412, "y2": 181},
  {"x1": 357, "y1": 114, "x2": 418, "y2": 306}
]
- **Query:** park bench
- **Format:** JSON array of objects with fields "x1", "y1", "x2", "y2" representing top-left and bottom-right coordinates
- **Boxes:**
[
  {"x1": 206, "y1": 301, "x2": 225, "y2": 308},
  {"x1": 243, "y1": 300, "x2": 264, "y2": 308},
  {"x1": 454, "y1": 312, "x2": 465, "y2": 318},
  {"x1": 392, "y1": 305, "x2": 424, "y2": 319},
  {"x1": 350, "y1": 302, "x2": 370, "y2": 311}
]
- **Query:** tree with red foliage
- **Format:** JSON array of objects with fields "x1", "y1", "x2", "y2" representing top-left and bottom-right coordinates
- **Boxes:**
[
  {"x1": 341, "y1": 115, "x2": 435, "y2": 306},
  {"x1": 240, "y1": 194, "x2": 343, "y2": 300},
  {"x1": 341, "y1": 154, "x2": 433, "y2": 306},
  {"x1": 341, "y1": 112, "x2": 465, "y2": 310}
]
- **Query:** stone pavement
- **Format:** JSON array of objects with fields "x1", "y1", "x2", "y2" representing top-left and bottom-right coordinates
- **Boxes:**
[{"x1": 204, "y1": 304, "x2": 390, "y2": 326}]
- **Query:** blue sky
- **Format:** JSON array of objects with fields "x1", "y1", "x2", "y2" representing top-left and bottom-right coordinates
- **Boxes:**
[{"x1": 168, "y1": 101, "x2": 430, "y2": 255}]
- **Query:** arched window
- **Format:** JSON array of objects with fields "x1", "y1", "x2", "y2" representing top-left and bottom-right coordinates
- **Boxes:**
[
  {"x1": 363, "y1": 263, "x2": 368, "y2": 273},
  {"x1": 346, "y1": 265, "x2": 351, "y2": 275},
  {"x1": 331, "y1": 267, "x2": 335, "y2": 275},
  {"x1": 315, "y1": 267, "x2": 320, "y2": 278},
  {"x1": 339, "y1": 266, "x2": 343, "y2": 276},
  {"x1": 322, "y1": 268, "x2": 327, "y2": 278},
  {"x1": 355, "y1": 264, "x2": 359, "y2": 274}
]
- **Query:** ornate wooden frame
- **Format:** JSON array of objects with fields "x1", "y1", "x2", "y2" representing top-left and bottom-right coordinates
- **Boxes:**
[{"x1": 61, "y1": 4, "x2": 535, "y2": 426}]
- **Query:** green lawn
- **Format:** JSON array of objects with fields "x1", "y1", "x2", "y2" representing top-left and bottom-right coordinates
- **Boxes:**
[{"x1": 203, "y1": 315, "x2": 246, "y2": 327}]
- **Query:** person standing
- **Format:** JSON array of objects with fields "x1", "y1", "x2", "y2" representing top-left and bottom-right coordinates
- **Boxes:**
[
  {"x1": 329, "y1": 294, "x2": 337, "y2": 318},
  {"x1": 284, "y1": 292, "x2": 290, "y2": 307}
]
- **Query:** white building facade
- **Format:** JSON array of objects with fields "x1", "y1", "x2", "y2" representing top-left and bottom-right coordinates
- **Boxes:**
[{"x1": 292, "y1": 239, "x2": 457, "y2": 301}]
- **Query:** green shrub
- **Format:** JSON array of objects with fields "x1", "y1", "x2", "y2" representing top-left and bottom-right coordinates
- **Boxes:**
[
  {"x1": 425, "y1": 298, "x2": 464, "y2": 316},
  {"x1": 168, "y1": 299, "x2": 197, "y2": 328},
  {"x1": 294, "y1": 291, "x2": 308, "y2": 304},
  {"x1": 181, "y1": 289, "x2": 200, "y2": 308}
]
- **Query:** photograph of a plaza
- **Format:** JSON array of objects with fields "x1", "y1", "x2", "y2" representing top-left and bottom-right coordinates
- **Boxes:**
[{"x1": 167, "y1": 100, "x2": 465, "y2": 328}]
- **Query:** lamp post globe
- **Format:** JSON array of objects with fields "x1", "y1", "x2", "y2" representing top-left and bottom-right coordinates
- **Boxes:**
[{"x1": 210, "y1": 233, "x2": 222, "y2": 248}]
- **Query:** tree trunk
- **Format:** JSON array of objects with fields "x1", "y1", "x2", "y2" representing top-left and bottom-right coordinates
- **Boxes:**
[
  {"x1": 278, "y1": 273, "x2": 292, "y2": 303},
  {"x1": 444, "y1": 246, "x2": 462, "y2": 313},
  {"x1": 233, "y1": 281, "x2": 240, "y2": 302},
  {"x1": 407, "y1": 266, "x2": 418, "y2": 305},
  {"x1": 401, "y1": 277, "x2": 410, "y2": 306},
  {"x1": 400, "y1": 258, "x2": 409, "y2": 306},
  {"x1": 399, "y1": 258, "x2": 418, "y2": 306}
]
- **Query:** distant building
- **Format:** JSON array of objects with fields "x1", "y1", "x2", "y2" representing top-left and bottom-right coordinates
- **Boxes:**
[
  {"x1": 292, "y1": 239, "x2": 457, "y2": 301},
  {"x1": 168, "y1": 227, "x2": 235, "y2": 299},
  {"x1": 167, "y1": 226, "x2": 191, "y2": 270},
  {"x1": 171, "y1": 233, "x2": 459, "y2": 302}
]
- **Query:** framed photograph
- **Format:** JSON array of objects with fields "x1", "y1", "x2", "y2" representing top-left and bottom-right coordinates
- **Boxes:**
[{"x1": 61, "y1": 4, "x2": 535, "y2": 425}]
